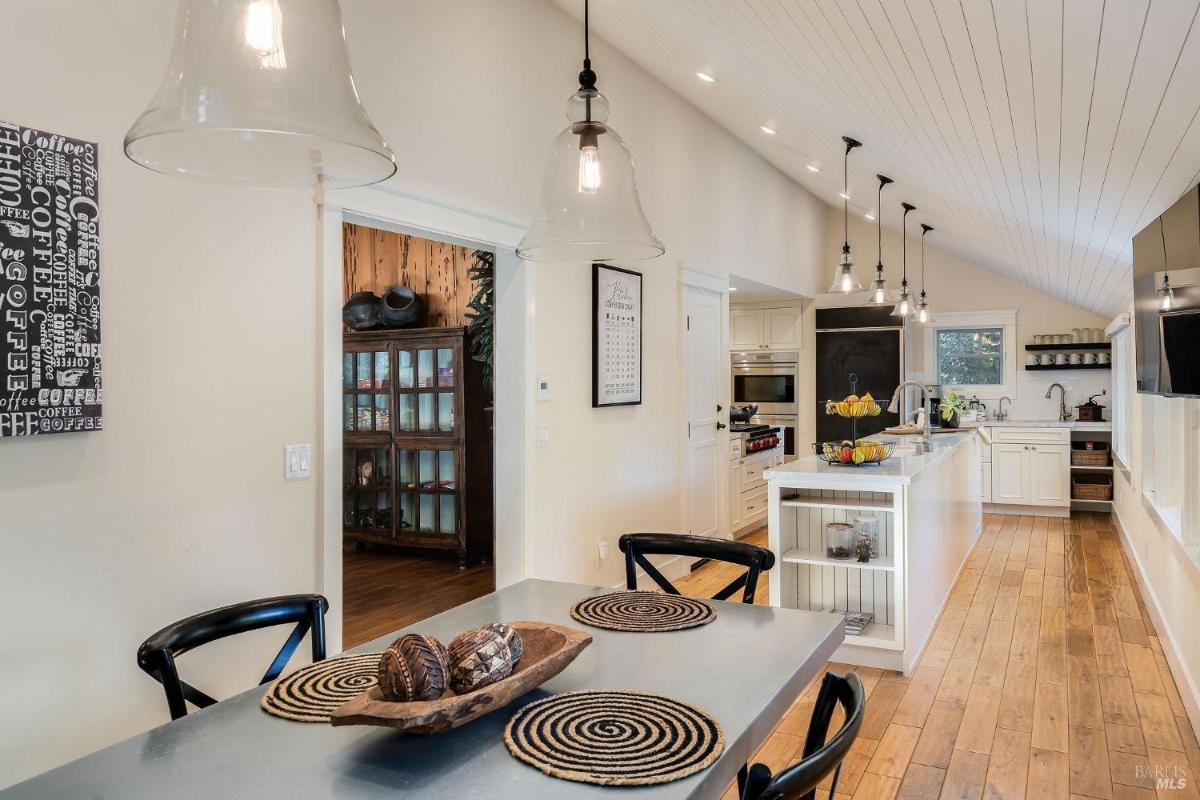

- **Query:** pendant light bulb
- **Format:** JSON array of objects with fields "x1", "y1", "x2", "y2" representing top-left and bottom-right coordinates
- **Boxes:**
[
  {"x1": 867, "y1": 174, "x2": 893, "y2": 304},
  {"x1": 917, "y1": 292, "x2": 930, "y2": 324},
  {"x1": 1160, "y1": 275, "x2": 1174, "y2": 310},
  {"x1": 830, "y1": 136, "x2": 864, "y2": 293},
  {"x1": 518, "y1": 0, "x2": 663, "y2": 262}
]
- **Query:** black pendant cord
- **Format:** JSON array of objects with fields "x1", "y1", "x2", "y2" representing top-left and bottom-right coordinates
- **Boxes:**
[
  {"x1": 579, "y1": 0, "x2": 596, "y2": 122},
  {"x1": 900, "y1": 202, "x2": 916, "y2": 288},
  {"x1": 920, "y1": 224, "x2": 934, "y2": 294},
  {"x1": 841, "y1": 136, "x2": 862, "y2": 254},
  {"x1": 876, "y1": 175, "x2": 893, "y2": 268}
]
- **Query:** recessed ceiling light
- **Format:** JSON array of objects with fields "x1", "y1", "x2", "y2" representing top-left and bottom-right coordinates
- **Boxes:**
[
  {"x1": 864, "y1": 212, "x2": 876, "y2": 221},
  {"x1": 760, "y1": 125, "x2": 776, "y2": 135},
  {"x1": 806, "y1": 163, "x2": 820, "y2": 172},
  {"x1": 839, "y1": 191, "x2": 851, "y2": 200},
  {"x1": 729, "y1": 286, "x2": 738, "y2": 291},
  {"x1": 696, "y1": 71, "x2": 716, "y2": 83}
]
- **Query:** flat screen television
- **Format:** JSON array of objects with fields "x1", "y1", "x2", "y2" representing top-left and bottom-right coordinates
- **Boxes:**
[{"x1": 1131, "y1": 183, "x2": 1200, "y2": 397}]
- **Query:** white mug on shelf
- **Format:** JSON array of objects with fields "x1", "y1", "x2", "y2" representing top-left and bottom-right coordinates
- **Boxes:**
[
  {"x1": 1099, "y1": 352, "x2": 1111, "y2": 364},
  {"x1": 1041, "y1": 354, "x2": 1055, "y2": 365},
  {"x1": 1084, "y1": 352, "x2": 1097, "y2": 365},
  {"x1": 1027, "y1": 353, "x2": 1040, "y2": 365},
  {"x1": 1070, "y1": 353, "x2": 1083, "y2": 365},
  {"x1": 1055, "y1": 353, "x2": 1068, "y2": 365}
]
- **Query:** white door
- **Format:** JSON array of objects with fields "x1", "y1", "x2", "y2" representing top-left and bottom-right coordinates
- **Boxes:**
[
  {"x1": 991, "y1": 444, "x2": 1028, "y2": 505},
  {"x1": 763, "y1": 307, "x2": 802, "y2": 349},
  {"x1": 685, "y1": 286, "x2": 724, "y2": 539},
  {"x1": 1029, "y1": 445, "x2": 1070, "y2": 506},
  {"x1": 729, "y1": 309, "x2": 763, "y2": 350}
]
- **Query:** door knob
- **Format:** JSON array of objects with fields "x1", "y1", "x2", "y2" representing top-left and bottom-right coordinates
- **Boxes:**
[
  {"x1": 716, "y1": 422, "x2": 727, "y2": 430},
  {"x1": 716, "y1": 404, "x2": 723, "y2": 412}
]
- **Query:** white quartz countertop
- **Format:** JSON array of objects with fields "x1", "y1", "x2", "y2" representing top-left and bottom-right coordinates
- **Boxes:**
[
  {"x1": 970, "y1": 419, "x2": 1111, "y2": 430},
  {"x1": 764, "y1": 431, "x2": 979, "y2": 488}
]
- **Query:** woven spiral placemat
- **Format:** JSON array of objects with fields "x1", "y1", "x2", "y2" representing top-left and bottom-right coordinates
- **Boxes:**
[
  {"x1": 504, "y1": 689, "x2": 724, "y2": 786},
  {"x1": 260, "y1": 653, "x2": 380, "y2": 722},
  {"x1": 570, "y1": 591, "x2": 716, "y2": 632}
]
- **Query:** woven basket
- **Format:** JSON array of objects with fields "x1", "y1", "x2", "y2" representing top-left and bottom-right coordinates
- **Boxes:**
[{"x1": 1072, "y1": 473, "x2": 1112, "y2": 501}]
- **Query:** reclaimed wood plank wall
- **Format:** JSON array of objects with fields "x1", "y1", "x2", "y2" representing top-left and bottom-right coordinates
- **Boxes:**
[{"x1": 342, "y1": 223, "x2": 480, "y2": 328}]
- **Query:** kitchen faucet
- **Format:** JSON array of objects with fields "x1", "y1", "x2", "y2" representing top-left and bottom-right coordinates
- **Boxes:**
[
  {"x1": 1045, "y1": 383, "x2": 1069, "y2": 422},
  {"x1": 996, "y1": 396, "x2": 1012, "y2": 421},
  {"x1": 888, "y1": 380, "x2": 932, "y2": 450}
]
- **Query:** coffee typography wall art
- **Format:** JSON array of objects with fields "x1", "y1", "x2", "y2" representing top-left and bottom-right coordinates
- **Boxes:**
[
  {"x1": 592, "y1": 263, "x2": 642, "y2": 408},
  {"x1": 0, "y1": 121, "x2": 101, "y2": 438}
]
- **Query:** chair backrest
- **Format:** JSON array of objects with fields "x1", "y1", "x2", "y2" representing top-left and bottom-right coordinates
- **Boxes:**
[
  {"x1": 618, "y1": 533, "x2": 775, "y2": 604},
  {"x1": 137, "y1": 594, "x2": 329, "y2": 720},
  {"x1": 741, "y1": 672, "x2": 866, "y2": 800}
]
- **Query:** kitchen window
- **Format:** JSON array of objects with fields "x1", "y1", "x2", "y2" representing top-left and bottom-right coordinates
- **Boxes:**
[{"x1": 922, "y1": 310, "x2": 1017, "y2": 399}]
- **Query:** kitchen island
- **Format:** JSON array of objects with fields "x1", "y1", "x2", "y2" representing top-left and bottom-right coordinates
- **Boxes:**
[{"x1": 764, "y1": 432, "x2": 982, "y2": 673}]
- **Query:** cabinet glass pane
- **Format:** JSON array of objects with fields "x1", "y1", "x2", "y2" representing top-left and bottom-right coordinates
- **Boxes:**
[
  {"x1": 342, "y1": 489, "x2": 356, "y2": 528},
  {"x1": 353, "y1": 450, "x2": 374, "y2": 486},
  {"x1": 343, "y1": 451, "x2": 354, "y2": 486},
  {"x1": 418, "y1": 450, "x2": 436, "y2": 489},
  {"x1": 438, "y1": 451, "x2": 456, "y2": 489},
  {"x1": 399, "y1": 493, "x2": 415, "y2": 533},
  {"x1": 418, "y1": 393, "x2": 434, "y2": 431},
  {"x1": 417, "y1": 349, "x2": 435, "y2": 388},
  {"x1": 355, "y1": 493, "x2": 372, "y2": 529},
  {"x1": 439, "y1": 495, "x2": 456, "y2": 535},
  {"x1": 374, "y1": 351, "x2": 390, "y2": 388},
  {"x1": 397, "y1": 395, "x2": 415, "y2": 431},
  {"x1": 398, "y1": 450, "x2": 415, "y2": 488},
  {"x1": 418, "y1": 494, "x2": 435, "y2": 533},
  {"x1": 375, "y1": 492, "x2": 391, "y2": 531},
  {"x1": 355, "y1": 394, "x2": 372, "y2": 430},
  {"x1": 343, "y1": 396, "x2": 353, "y2": 432},
  {"x1": 356, "y1": 353, "x2": 372, "y2": 390},
  {"x1": 342, "y1": 353, "x2": 353, "y2": 389},
  {"x1": 437, "y1": 348, "x2": 454, "y2": 387},
  {"x1": 397, "y1": 350, "x2": 414, "y2": 389},
  {"x1": 374, "y1": 394, "x2": 390, "y2": 431},
  {"x1": 438, "y1": 392, "x2": 454, "y2": 432},
  {"x1": 375, "y1": 450, "x2": 391, "y2": 485}
]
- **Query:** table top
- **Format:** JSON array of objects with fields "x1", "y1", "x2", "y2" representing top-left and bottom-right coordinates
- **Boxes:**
[{"x1": 3, "y1": 579, "x2": 842, "y2": 800}]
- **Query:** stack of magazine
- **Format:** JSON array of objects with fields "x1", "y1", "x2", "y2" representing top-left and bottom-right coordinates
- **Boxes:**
[{"x1": 835, "y1": 610, "x2": 873, "y2": 636}]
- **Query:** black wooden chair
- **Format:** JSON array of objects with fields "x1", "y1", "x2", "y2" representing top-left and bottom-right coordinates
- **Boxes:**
[
  {"x1": 739, "y1": 671, "x2": 866, "y2": 800},
  {"x1": 137, "y1": 594, "x2": 329, "y2": 720},
  {"x1": 617, "y1": 533, "x2": 775, "y2": 604}
]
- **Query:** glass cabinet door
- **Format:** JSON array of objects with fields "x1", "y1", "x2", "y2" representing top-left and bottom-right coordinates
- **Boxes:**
[
  {"x1": 395, "y1": 446, "x2": 458, "y2": 539},
  {"x1": 394, "y1": 343, "x2": 457, "y2": 436},
  {"x1": 342, "y1": 347, "x2": 392, "y2": 433},
  {"x1": 342, "y1": 446, "x2": 393, "y2": 536}
]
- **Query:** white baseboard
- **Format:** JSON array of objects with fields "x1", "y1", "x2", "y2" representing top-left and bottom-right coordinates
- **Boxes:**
[
  {"x1": 1113, "y1": 508, "x2": 1200, "y2": 743},
  {"x1": 984, "y1": 502, "x2": 1069, "y2": 518}
]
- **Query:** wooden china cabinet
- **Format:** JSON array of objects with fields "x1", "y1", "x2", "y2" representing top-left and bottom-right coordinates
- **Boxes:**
[{"x1": 342, "y1": 327, "x2": 492, "y2": 564}]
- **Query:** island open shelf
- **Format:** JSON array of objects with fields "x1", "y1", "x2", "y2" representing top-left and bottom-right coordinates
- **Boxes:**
[{"x1": 765, "y1": 433, "x2": 984, "y2": 673}]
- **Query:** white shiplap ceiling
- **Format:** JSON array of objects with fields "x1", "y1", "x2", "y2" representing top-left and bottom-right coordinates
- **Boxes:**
[{"x1": 555, "y1": 0, "x2": 1200, "y2": 316}]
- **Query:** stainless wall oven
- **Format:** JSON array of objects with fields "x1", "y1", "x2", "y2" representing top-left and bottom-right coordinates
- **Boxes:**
[{"x1": 731, "y1": 351, "x2": 798, "y2": 415}]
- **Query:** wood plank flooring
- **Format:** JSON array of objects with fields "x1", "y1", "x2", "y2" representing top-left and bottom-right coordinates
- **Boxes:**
[
  {"x1": 675, "y1": 515, "x2": 1200, "y2": 800},
  {"x1": 342, "y1": 545, "x2": 493, "y2": 648}
]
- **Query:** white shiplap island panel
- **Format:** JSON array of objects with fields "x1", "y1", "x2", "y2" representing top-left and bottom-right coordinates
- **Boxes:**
[{"x1": 764, "y1": 433, "x2": 983, "y2": 674}]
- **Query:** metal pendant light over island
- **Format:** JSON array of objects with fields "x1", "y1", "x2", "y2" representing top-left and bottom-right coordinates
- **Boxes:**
[{"x1": 830, "y1": 136, "x2": 864, "y2": 293}]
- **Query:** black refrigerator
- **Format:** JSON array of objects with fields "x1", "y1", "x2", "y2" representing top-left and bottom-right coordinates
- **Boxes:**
[{"x1": 815, "y1": 306, "x2": 905, "y2": 443}]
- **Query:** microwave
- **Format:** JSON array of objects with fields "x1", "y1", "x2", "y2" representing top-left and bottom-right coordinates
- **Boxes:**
[{"x1": 732, "y1": 351, "x2": 798, "y2": 415}]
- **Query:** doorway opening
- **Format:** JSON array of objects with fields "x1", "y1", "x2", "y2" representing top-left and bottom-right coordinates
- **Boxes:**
[{"x1": 340, "y1": 222, "x2": 495, "y2": 648}]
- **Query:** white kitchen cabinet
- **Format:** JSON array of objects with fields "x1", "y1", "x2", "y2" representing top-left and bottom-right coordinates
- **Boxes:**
[
  {"x1": 1029, "y1": 445, "x2": 1070, "y2": 506},
  {"x1": 991, "y1": 443, "x2": 1028, "y2": 504},
  {"x1": 729, "y1": 442, "x2": 785, "y2": 533},
  {"x1": 729, "y1": 306, "x2": 802, "y2": 351},
  {"x1": 981, "y1": 462, "x2": 992, "y2": 503}
]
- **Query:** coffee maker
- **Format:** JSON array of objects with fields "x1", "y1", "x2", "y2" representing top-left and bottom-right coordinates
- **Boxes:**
[{"x1": 927, "y1": 385, "x2": 943, "y2": 428}]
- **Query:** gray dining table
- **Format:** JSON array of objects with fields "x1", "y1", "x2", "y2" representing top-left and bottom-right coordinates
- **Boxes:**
[{"x1": 2, "y1": 579, "x2": 843, "y2": 799}]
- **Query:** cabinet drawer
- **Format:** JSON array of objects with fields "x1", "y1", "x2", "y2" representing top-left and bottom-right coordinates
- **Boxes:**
[
  {"x1": 742, "y1": 487, "x2": 768, "y2": 519},
  {"x1": 743, "y1": 458, "x2": 767, "y2": 485},
  {"x1": 991, "y1": 427, "x2": 1070, "y2": 445}
]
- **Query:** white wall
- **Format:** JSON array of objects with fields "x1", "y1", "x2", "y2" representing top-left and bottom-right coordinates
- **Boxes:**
[
  {"x1": 823, "y1": 211, "x2": 1111, "y2": 420},
  {"x1": 0, "y1": 0, "x2": 828, "y2": 786}
]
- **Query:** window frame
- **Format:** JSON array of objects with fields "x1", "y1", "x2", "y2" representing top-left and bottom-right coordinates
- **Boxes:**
[{"x1": 922, "y1": 310, "x2": 1018, "y2": 400}]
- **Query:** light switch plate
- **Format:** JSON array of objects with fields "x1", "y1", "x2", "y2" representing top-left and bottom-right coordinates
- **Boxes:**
[
  {"x1": 285, "y1": 444, "x2": 311, "y2": 480},
  {"x1": 536, "y1": 424, "x2": 551, "y2": 448}
]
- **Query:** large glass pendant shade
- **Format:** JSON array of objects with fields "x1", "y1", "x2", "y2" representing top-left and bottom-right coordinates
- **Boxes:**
[
  {"x1": 517, "y1": 89, "x2": 663, "y2": 262},
  {"x1": 125, "y1": 0, "x2": 396, "y2": 189}
]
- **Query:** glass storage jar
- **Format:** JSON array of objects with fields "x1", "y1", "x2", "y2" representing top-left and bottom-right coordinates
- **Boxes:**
[
  {"x1": 853, "y1": 515, "x2": 880, "y2": 562},
  {"x1": 825, "y1": 522, "x2": 855, "y2": 560}
]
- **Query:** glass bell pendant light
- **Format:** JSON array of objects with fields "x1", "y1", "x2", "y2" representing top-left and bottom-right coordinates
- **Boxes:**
[
  {"x1": 830, "y1": 136, "x2": 864, "y2": 293},
  {"x1": 891, "y1": 202, "x2": 917, "y2": 318},
  {"x1": 517, "y1": 0, "x2": 663, "y2": 263},
  {"x1": 125, "y1": 0, "x2": 396, "y2": 189},
  {"x1": 868, "y1": 174, "x2": 893, "y2": 304},
  {"x1": 917, "y1": 223, "x2": 934, "y2": 323}
]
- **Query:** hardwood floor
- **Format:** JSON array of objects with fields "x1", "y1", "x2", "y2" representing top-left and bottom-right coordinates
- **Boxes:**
[
  {"x1": 675, "y1": 514, "x2": 1200, "y2": 800},
  {"x1": 342, "y1": 545, "x2": 493, "y2": 649}
]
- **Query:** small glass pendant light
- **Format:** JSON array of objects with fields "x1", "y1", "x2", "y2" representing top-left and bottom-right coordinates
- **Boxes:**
[
  {"x1": 830, "y1": 136, "x2": 864, "y2": 293},
  {"x1": 917, "y1": 223, "x2": 934, "y2": 323},
  {"x1": 868, "y1": 174, "x2": 893, "y2": 304},
  {"x1": 517, "y1": 0, "x2": 663, "y2": 263},
  {"x1": 125, "y1": 0, "x2": 396, "y2": 189},
  {"x1": 891, "y1": 202, "x2": 917, "y2": 318}
]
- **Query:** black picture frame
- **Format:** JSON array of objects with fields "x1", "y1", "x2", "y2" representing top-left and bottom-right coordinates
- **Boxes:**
[{"x1": 592, "y1": 263, "x2": 643, "y2": 407}]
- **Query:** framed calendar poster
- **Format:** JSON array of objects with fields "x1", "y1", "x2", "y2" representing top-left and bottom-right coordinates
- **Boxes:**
[{"x1": 592, "y1": 263, "x2": 642, "y2": 407}]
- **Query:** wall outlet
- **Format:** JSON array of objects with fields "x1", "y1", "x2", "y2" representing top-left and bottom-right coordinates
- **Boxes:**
[
  {"x1": 284, "y1": 444, "x2": 311, "y2": 480},
  {"x1": 596, "y1": 539, "x2": 609, "y2": 568}
]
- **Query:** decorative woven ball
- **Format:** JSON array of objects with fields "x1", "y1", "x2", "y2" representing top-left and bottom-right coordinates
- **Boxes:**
[
  {"x1": 447, "y1": 627, "x2": 514, "y2": 694},
  {"x1": 377, "y1": 634, "x2": 450, "y2": 702},
  {"x1": 486, "y1": 623, "x2": 524, "y2": 666}
]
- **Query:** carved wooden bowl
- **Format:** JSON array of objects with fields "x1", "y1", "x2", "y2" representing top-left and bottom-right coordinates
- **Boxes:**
[{"x1": 329, "y1": 621, "x2": 592, "y2": 734}]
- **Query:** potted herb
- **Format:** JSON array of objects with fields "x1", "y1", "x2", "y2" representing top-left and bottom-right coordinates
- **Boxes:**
[{"x1": 940, "y1": 391, "x2": 968, "y2": 428}]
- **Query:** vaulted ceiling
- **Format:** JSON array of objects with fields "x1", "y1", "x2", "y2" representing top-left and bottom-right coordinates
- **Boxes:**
[{"x1": 555, "y1": 0, "x2": 1200, "y2": 317}]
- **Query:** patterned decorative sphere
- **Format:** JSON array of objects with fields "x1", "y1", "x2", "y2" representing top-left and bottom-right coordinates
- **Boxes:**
[
  {"x1": 378, "y1": 634, "x2": 450, "y2": 702},
  {"x1": 486, "y1": 623, "x2": 524, "y2": 666},
  {"x1": 447, "y1": 627, "x2": 514, "y2": 694}
]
